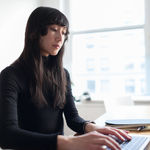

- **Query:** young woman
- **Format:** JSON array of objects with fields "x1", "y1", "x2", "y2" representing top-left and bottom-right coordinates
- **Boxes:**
[{"x1": 0, "y1": 7, "x2": 131, "y2": 150}]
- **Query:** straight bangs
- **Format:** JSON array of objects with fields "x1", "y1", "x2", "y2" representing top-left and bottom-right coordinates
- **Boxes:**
[{"x1": 46, "y1": 10, "x2": 69, "y2": 34}]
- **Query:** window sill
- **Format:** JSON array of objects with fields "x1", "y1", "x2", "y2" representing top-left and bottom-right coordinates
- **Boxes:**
[{"x1": 75, "y1": 96, "x2": 150, "y2": 105}]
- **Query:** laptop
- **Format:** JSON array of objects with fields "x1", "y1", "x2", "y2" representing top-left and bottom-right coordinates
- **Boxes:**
[
  {"x1": 106, "y1": 134, "x2": 150, "y2": 150},
  {"x1": 104, "y1": 119, "x2": 150, "y2": 150}
]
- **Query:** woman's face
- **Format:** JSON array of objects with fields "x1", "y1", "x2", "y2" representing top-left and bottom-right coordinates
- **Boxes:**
[{"x1": 39, "y1": 24, "x2": 67, "y2": 56}]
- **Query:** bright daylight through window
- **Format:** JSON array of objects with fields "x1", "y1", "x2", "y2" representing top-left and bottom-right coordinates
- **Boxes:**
[{"x1": 68, "y1": 0, "x2": 145, "y2": 100}]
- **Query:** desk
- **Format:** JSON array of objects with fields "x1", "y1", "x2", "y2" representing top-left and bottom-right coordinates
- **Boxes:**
[{"x1": 95, "y1": 105, "x2": 150, "y2": 135}]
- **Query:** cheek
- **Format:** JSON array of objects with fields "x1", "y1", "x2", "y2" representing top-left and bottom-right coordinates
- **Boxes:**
[
  {"x1": 40, "y1": 41, "x2": 46, "y2": 52},
  {"x1": 62, "y1": 37, "x2": 66, "y2": 45},
  {"x1": 40, "y1": 37, "x2": 51, "y2": 48}
]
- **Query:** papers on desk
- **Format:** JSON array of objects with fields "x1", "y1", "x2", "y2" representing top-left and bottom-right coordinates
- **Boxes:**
[{"x1": 105, "y1": 119, "x2": 150, "y2": 131}]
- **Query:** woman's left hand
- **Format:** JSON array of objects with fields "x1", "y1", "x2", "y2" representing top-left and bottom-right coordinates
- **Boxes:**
[{"x1": 85, "y1": 123, "x2": 132, "y2": 142}]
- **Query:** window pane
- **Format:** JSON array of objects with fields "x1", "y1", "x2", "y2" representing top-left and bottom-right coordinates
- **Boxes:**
[
  {"x1": 125, "y1": 79, "x2": 135, "y2": 94},
  {"x1": 70, "y1": 0, "x2": 144, "y2": 31},
  {"x1": 87, "y1": 80, "x2": 95, "y2": 93},
  {"x1": 100, "y1": 80, "x2": 110, "y2": 93},
  {"x1": 72, "y1": 29, "x2": 146, "y2": 99}
]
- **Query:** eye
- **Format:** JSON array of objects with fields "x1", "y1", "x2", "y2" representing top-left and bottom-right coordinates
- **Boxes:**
[
  {"x1": 62, "y1": 31, "x2": 67, "y2": 35},
  {"x1": 62, "y1": 28, "x2": 67, "y2": 35},
  {"x1": 50, "y1": 27, "x2": 57, "y2": 32}
]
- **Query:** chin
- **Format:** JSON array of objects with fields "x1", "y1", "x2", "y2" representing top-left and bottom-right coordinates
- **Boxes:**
[
  {"x1": 50, "y1": 52, "x2": 59, "y2": 56},
  {"x1": 51, "y1": 50, "x2": 60, "y2": 56}
]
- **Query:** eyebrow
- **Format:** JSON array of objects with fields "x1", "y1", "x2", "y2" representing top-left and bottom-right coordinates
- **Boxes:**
[{"x1": 49, "y1": 25, "x2": 68, "y2": 33}]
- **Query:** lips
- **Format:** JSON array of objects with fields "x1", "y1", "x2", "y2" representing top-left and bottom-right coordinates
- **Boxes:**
[{"x1": 52, "y1": 44, "x2": 60, "y2": 49}]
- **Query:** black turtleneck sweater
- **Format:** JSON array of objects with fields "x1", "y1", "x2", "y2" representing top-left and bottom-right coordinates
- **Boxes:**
[{"x1": 0, "y1": 59, "x2": 86, "y2": 150}]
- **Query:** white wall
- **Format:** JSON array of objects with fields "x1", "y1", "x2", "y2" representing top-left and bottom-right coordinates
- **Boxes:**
[
  {"x1": 0, "y1": 0, "x2": 61, "y2": 71},
  {"x1": 0, "y1": 0, "x2": 39, "y2": 71},
  {"x1": 38, "y1": 0, "x2": 60, "y2": 9},
  {"x1": 0, "y1": 0, "x2": 72, "y2": 73},
  {"x1": 64, "y1": 102, "x2": 105, "y2": 135}
]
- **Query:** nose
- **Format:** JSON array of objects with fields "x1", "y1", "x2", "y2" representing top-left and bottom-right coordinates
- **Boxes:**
[{"x1": 56, "y1": 32, "x2": 63, "y2": 42}]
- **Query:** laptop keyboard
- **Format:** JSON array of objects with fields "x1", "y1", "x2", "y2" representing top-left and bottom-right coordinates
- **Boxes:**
[
  {"x1": 107, "y1": 136, "x2": 149, "y2": 150},
  {"x1": 121, "y1": 136, "x2": 148, "y2": 150}
]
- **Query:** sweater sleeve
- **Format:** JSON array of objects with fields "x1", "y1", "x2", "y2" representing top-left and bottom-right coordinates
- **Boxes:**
[
  {"x1": 64, "y1": 69, "x2": 87, "y2": 134},
  {"x1": 0, "y1": 67, "x2": 58, "y2": 150}
]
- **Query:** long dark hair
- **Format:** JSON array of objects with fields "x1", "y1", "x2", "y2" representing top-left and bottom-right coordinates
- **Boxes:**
[{"x1": 18, "y1": 7, "x2": 69, "y2": 108}]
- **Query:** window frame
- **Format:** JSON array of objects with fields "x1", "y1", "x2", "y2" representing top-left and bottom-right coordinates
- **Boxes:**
[{"x1": 61, "y1": 0, "x2": 150, "y2": 101}]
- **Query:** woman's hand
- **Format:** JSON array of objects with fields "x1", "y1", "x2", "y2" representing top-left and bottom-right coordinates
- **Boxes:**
[
  {"x1": 57, "y1": 123, "x2": 132, "y2": 150},
  {"x1": 57, "y1": 131, "x2": 121, "y2": 150},
  {"x1": 85, "y1": 123, "x2": 132, "y2": 142}
]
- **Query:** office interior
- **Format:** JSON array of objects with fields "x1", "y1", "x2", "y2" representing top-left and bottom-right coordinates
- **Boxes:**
[{"x1": 0, "y1": 0, "x2": 150, "y2": 135}]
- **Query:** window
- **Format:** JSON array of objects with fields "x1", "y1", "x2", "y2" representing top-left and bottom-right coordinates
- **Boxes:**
[
  {"x1": 100, "y1": 80, "x2": 110, "y2": 93},
  {"x1": 125, "y1": 79, "x2": 135, "y2": 94},
  {"x1": 125, "y1": 63, "x2": 134, "y2": 71},
  {"x1": 100, "y1": 57, "x2": 110, "y2": 72},
  {"x1": 65, "y1": 0, "x2": 145, "y2": 99},
  {"x1": 69, "y1": 0, "x2": 144, "y2": 31},
  {"x1": 87, "y1": 80, "x2": 95, "y2": 93},
  {"x1": 140, "y1": 78, "x2": 146, "y2": 94},
  {"x1": 86, "y1": 58, "x2": 95, "y2": 72}
]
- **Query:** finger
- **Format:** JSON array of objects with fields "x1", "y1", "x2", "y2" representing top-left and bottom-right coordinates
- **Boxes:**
[
  {"x1": 99, "y1": 148, "x2": 107, "y2": 150},
  {"x1": 97, "y1": 127, "x2": 126, "y2": 141},
  {"x1": 111, "y1": 127, "x2": 131, "y2": 138},
  {"x1": 105, "y1": 135, "x2": 121, "y2": 149},
  {"x1": 99, "y1": 145, "x2": 108, "y2": 150},
  {"x1": 86, "y1": 131, "x2": 121, "y2": 150},
  {"x1": 112, "y1": 128, "x2": 132, "y2": 140},
  {"x1": 102, "y1": 127, "x2": 131, "y2": 141},
  {"x1": 124, "y1": 129, "x2": 129, "y2": 133},
  {"x1": 93, "y1": 134, "x2": 121, "y2": 150},
  {"x1": 99, "y1": 136, "x2": 121, "y2": 150},
  {"x1": 109, "y1": 126, "x2": 129, "y2": 133},
  {"x1": 91, "y1": 145, "x2": 108, "y2": 150}
]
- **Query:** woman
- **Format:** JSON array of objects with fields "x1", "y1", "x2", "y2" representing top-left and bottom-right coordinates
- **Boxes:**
[{"x1": 0, "y1": 7, "x2": 131, "y2": 150}]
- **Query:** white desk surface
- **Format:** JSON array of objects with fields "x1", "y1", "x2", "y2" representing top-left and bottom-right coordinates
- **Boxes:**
[{"x1": 95, "y1": 105, "x2": 150, "y2": 135}]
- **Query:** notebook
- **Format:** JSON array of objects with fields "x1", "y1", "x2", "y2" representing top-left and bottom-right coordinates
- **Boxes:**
[{"x1": 105, "y1": 119, "x2": 150, "y2": 131}]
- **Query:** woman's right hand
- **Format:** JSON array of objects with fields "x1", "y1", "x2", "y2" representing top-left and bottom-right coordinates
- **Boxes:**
[{"x1": 57, "y1": 131, "x2": 121, "y2": 150}]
